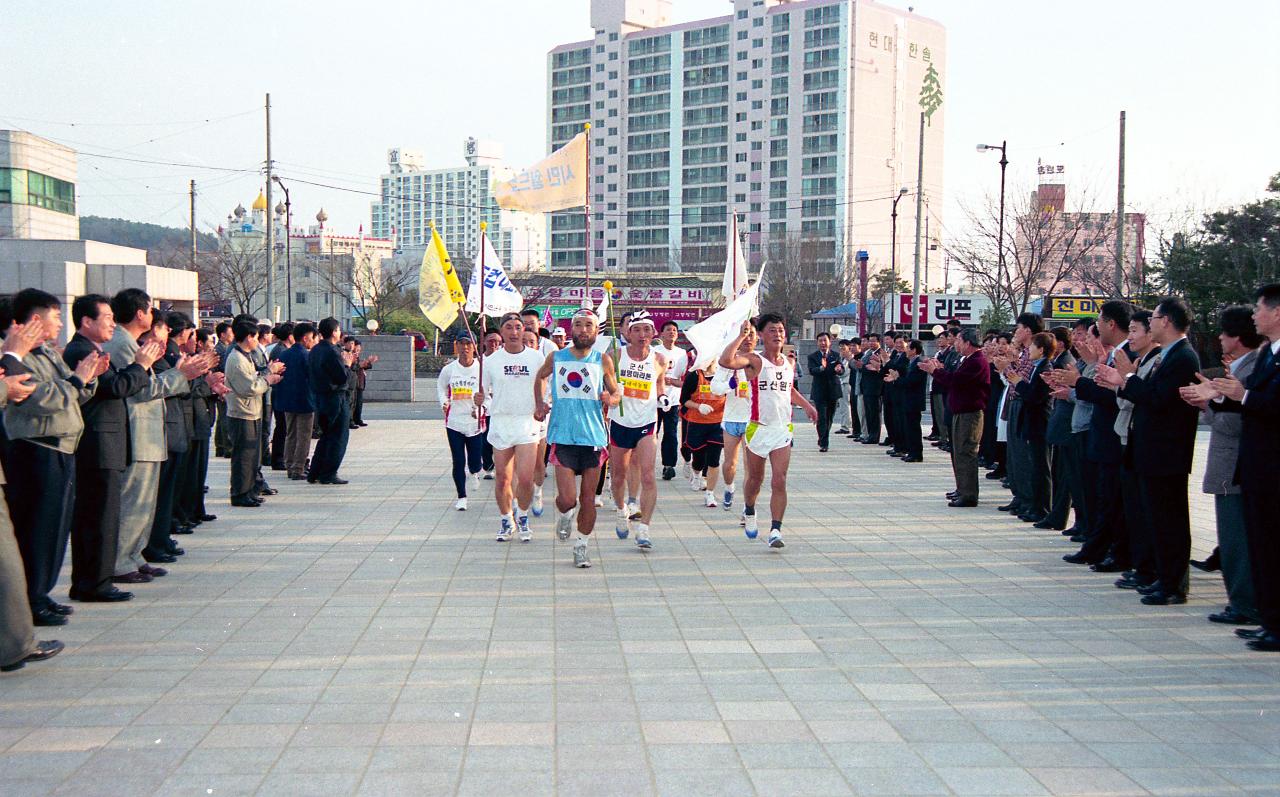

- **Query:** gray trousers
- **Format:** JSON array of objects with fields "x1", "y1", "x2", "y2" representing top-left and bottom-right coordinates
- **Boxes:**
[
  {"x1": 950, "y1": 411, "x2": 984, "y2": 502},
  {"x1": 1216, "y1": 494, "x2": 1258, "y2": 621},
  {"x1": 230, "y1": 417, "x2": 261, "y2": 500},
  {"x1": 284, "y1": 412, "x2": 315, "y2": 477},
  {"x1": 115, "y1": 461, "x2": 162, "y2": 575},
  {"x1": 1005, "y1": 399, "x2": 1031, "y2": 507},
  {"x1": 931, "y1": 393, "x2": 950, "y2": 444},
  {"x1": 0, "y1": 494, "x2": 35, "y2": 668}
]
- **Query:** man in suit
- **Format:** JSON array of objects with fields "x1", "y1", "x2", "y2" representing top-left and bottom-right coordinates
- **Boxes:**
[
  {"x1": 1039, "y1": 327, "x2": 1078, "y2": 530},
  {"x1": 308, "y1": 317, "x2": 356, "y2": 485},
  {"x1": 0, "y1": 359, "x2": 64, "y2": 672},
  {"x1": 268, "y1": 323, "x2": 294, "y2": 470},
  {"x1": 927, "y1": 331, "x2": 952, "y2": 445},
  {"x1": 807, "y1": 332, "x2": 845, "y2": 452},
  {"x1": 857, "y1": 333, "x2": 884, "y2": 444},
  {"x1": 276, "y1": 322, "x2": 317, "y2": 480},
  {"x1": 63, "y1": 295, "x2": 161, "y2": 603},
  {"x1": 1194, "y1": 284, "x2": 1280, "y2": 651},
  {"x1": 887, "y1": 339, "x2": 928, "y2": 462},
  {"x1": 921, "y1": 329, "x2": 990, "y2": 506},
  {"x1": 999, "y1": 313, "x2": 1043, "y2": 516},
  {"x1": 881, "y1": 333, "x2": 907, "y2": 453},
  {"x1": 179, "y1": 329, "x2": 219, "y2": 527},
  {"x1": 1097, "y1": 297, "x2": 1201, "y2": 605},
  {"x1": 1180, "y1": 306, "x2": 1262, "y2": 627},
  {"x1": 1008, "y1": 331, "x2": 1056, "y2": 523},
  {"x1": 844, "y1": 337, "x2": 863, "y2": 441},
  {"x1": 103, "y1": 289, "x2": 213, "y2": 584},
  {"x1": 1, "y1": 290, "x2": 102, "y2": 626},
  {"x1": 225, "y1": 320, "x2": 285, "y2": 506},
  {"x1": 213, "y1": 321, "x2": 233, "y2": 458}
]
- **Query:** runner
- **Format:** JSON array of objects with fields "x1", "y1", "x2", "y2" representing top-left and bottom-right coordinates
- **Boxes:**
[
  {"x1": 479, "y1": 329, "x2": 503, "y2": 480},
  {"x1": 521, "y1": 309, "x2": 558, "y2": 516},
  {"x1": 437, "y1": 332, "x2": 483, "y2": 511},
  {"x1": 712, "y1": 323, "x2": 758, "y2": 520},
  {"x1": 534, "y1": 308, "x2": 620, "y2": 568},
  {"x1": 681, "y1": 357, "x2": 725, "y2": 508},
  {"x1": 719, "y1": 314, "x2": 819, "y2": 548},
  {"x1": 655, "y1": 320, "x2": 689, "y2": 481},
  {"x1": 474, "y1": 313, "x2": 543, "y2": 542},
  {"x1": 608, "y1": 310, "x2": 666, "y2": 549}
]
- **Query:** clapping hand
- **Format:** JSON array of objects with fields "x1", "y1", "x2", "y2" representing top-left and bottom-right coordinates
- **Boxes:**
[
  {"x1": 884, "y1": 369, "x2": 898, "y2": 383},
  {"x1": 1179, "y1": 374, "x2": 1219, "y2": 409},
  {"x1": 93, "y1": 352, "x2": 111, "y2": 377},
  {"x1": 1112, "y1": 348, "x2": 1136, "y2": 377},
  {"x1": 1046, "y1": 361, "x2": 1080, "y2": 387},
  {"x1": 2, "y1": 319, "x2": 45, "y2": 358},
  {"x1": 363, "y1": 355, "x2": 379, "y2": 367},
  {"x1": 0, "y1": 370, "x2": 35, "y2": 403},
  {"x1": 1211, "y1": 373, "x2": 1246, "y2": 402},
  {"x1": 267, "y1": 361, "x2": 286, "y2": 376},
  {"x1": 340, "y1": 350, "x2": 355, "y2": 367},
  {"x1": 134, "y1": 341, "x2": 164, "y2": 370},
  {"x1": 177, "y1": 351, "x2": 217, "y2": 379},
  {"x1": 265, "y1": 372, "x2": 284, "y2": 386},
  {"x1": 206, "y1": 371, "x2": 227, "y2": 393},
  {"x1": 1094, "y1": 362, "x2": 1124, "y2": 389},
  {"x1": 73, "y1": 351, "x2": 102, "y2": 383},
  {"x1": 1050, "y1": 386, "x2": 1072, "y2": 401}
]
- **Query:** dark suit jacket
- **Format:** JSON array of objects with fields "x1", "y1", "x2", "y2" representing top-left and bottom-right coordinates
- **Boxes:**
[
  {"x1": 1214, "y1": 343, "x2": 1280, "y2": 490},
  {"x1": 1045, "y1": 352, "x2": 1076, "y2": 446},
  {"x1": 884, "y1": 351, "x2": 908, "y2": 401},
  {"x1": 63, "y1": 333, "x2": 151, "y2": 471},
  {"x1": 1116, "y1": 336, "x2": 1201, "y2": 476},
  {"x1": 309, "y1": 341, "x2": 350, "y2": 399},
  {"x1": 900, "y1": 357, "x2": 928, "y2": 413},
  {"x1": 806, "y1": 348, "x2": 844, "y2": 402},
  {"x1": 1013, "y1": 358, "x2": 1052, "y2": 443},
  {"x1": 159, "y1": 344, "x2": 190, "y2": 455},
  {"x1": 858, "y1": 349, "x2": 884, "y2": 397}
]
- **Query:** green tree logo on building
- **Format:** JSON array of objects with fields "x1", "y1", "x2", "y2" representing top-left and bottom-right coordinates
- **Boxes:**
[{"x1": 919, "y1": 63, "x2": 943, "y2": 125}]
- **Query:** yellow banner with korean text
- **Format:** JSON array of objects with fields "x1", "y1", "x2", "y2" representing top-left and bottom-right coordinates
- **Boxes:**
[{"x1": 493, "y1": 131, "x2": 588, "y2": 213}]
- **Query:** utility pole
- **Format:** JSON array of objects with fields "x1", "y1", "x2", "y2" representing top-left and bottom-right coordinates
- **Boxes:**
[
  {"x1": 910, "y1": 111, "x2": 926, "y2": 339},
  {"x1": 1113, "y1": 110, "x2": 1126, "y2": 299},
  {"x1": 264, "y1": 92, "x2": 275, "y2": 322},
  {"x1": 189, "y1": 179, "x2": 197, "y2": 270},
  {"x1": 923, "y1": 208, "x2": 930, "y2": 293}
]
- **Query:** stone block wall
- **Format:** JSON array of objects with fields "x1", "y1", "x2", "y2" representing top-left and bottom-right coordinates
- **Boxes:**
[{"x1": 358, "y1": 335, "x2": 414, "y2": 402}]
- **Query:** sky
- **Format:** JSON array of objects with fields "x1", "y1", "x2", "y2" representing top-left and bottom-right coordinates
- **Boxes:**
[{"x1": 2, "y1": 0, "x2": 1277, "y2": 248}]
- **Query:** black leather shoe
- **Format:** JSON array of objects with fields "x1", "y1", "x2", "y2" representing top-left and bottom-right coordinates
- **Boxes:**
[
  {"x1": 1034, "y1": 519, "x2": 1065, "y2": 531},
  {"x1": 113, "y1": 571, "x2": 152, "y2": 584},
  {"x1": 32, "y1": 609, "x2": 68, "y2": 626},
  {"x1": 166, "y1": 544, "x2": 185, "y2": 557},
  {"x1": 1062, "y1": 551, "x2": 1092, "y2": 565},
  {"x1": 1236, "y1": 627, "x2": 1268, "y2": 640},
  {"x1": 985, "y1": 468, "x2": 1007, "y2": 480},
  {"x1": 1019, "y1": 513, "x2": 1046, "y2": 524},
  {"x1": 1191, "y1": 552, "x2": 1221, "y2": 573},
  {"x1": 143, "y1": 550, "x2": 178, "y2": 564},
  {"x1": 661, "y1": 467, "x2": 675, "y2": 481},
  {"x1": 946, "y1": 491, "x2": 959, "y2": 500},
  {"x1": 819, "y1": 446, "x2": 828, "y2": 452},
  {"x1": 1136, "y1": 581, "x2": 1164, "y2": 596},
  {"x1": 902, "y1": 455, "x2": 923, "y2": 462},
  {"x1": 1, "y1": 640, "x2": 65, "y2": 672},
  {"x1": 1208, "y1": 607, "x2": 1255, "y2": 625},
  {"x1": 319, "y1": 477, "x2": 349, "y2": 485},
  {"x1": 231, "y1": 497, "x2": 262, "y2": 507},
  {"x1": 1090, "y1": 558, "x2": 1125, "y2": 573},
  {"x1": 173, "y1": 524, "x2": 195, "y2": 535},
  {"x1": 948, "y1": 498, "x2": 978, "y2": 508},
  {"x1": 139, "y1": 564, "x2": 168, "y2": 578},
  {"x1": 1115, "y1": 576, "x2": 1147, "y2": 590},
  {"x1": 259, "y1": 487, "x2": 279, "y2": 496},
  {"x1": 1141, "y1": 591, "x2": 1187, "y2": 606},
  {"x1": 886, "y1": 449, "x2": 901, "y2": 456},
  {"x1": 998, "y1": 503, "x2": 1018, "y2": 512},
  {"x1": 69, "y1": 586, "x2": 133, "y2": 603},
  {"x1": 1069, "y1": 534, "x2": 1087, "y2": 543},
  {"x1": 878, "y1": 441, "x2": 893, "y2": 447},
  {"x1": 198, "y1": 514, "x2": 217, "y2": 522},
  {"x1": 1247, "y1": 634, "x2": 1280, "y2": 652},
  {"x1": 48, "y1": 602, "x2": 74, "y2": 616}
]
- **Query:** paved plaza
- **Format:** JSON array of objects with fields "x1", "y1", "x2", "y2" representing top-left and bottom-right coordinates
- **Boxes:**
[{"x1": 1, "y1": 410, "x2": 1278, "y2": 797}]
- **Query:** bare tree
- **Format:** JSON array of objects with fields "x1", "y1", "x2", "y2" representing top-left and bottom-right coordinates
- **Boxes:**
[
  {"x1": 195, "y1": 244, "x2": 267, "y2": 317},
  {"x1": 759, "y1": 234, "x2": 852, "y2": 335},
  {"x1": 315, "y1": 249, "x2": 416, "y2": 328},
  {"x1": 947, "y1": 182, "x2": 1115, "y2": 314}
]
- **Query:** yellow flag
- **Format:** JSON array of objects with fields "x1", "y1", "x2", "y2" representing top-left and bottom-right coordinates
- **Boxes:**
[
  {"x1": 418, "y1": 227, "x2": 461, "y2": 329},
  {"x1": 434, "y1": 227, "x2": 466, "y2": 304},
  {"x1": 493, "y1": 131, "x2": 588, "y2": 213}
]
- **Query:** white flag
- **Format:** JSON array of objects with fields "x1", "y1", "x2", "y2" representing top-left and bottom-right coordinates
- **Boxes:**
[
  {"x1": 686, "y1": 261, "x2": 767, "y2": 373},
  {"x1": 596, "y1": 289, "x2": 610, "y2": 318},
  {"x1": 722, "y1": 212, "x2": 749, "y2": 301},
  {"x1": 465, "y1": 236, "x2": 524, "y2": 316}
]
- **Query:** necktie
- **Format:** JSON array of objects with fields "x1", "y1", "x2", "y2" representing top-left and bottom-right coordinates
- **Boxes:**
[{"x1": 1150, "y1": 354, "x2": 1163, "y2": 373}]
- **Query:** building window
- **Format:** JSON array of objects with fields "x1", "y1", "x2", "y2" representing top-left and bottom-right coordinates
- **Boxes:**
[{"x1": 296, "y1": 292, "x2": 307, "y2": 305}]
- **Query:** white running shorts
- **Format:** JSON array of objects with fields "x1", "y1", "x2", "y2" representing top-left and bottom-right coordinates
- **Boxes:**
[
  {"x1": 487, "y1": 415, "x2": 542, "y2": 451},
  {"x1": 744, "y1": 421, "x2": 794, "y2": 458}
]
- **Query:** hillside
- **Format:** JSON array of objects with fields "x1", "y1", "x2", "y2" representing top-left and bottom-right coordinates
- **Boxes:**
[{"x1": 80, "y1": 215, "x2": 218, "y2": 265}]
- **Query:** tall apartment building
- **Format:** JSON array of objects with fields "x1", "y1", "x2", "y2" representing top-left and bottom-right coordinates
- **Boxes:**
[
  {"x1": 371, "y1": 139, "x2": 546, "y2": 270},
  {"x1": 546, "y1": 0, "x2": 945, "y2": 291}
]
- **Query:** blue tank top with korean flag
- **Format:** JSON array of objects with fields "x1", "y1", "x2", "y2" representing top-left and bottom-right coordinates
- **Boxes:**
[{"x1": 547, "y1": 347, "x2": 608, "y2": 447}]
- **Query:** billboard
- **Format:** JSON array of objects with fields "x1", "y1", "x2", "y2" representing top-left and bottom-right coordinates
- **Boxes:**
[{"x1": 886, "y1": 294, "x2": 991, "y2": 327}]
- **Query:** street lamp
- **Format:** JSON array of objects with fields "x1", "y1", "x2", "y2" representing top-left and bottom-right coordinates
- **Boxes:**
[
  {"x1": 976, "y1": 141, "x2": 1008, "y2": 315},
  {"x1": 271, "y1": 175, "x2": 292, "y2": 322},
  {"x1": 890, "y1": 187, "x2": 910, "y2": 320}
]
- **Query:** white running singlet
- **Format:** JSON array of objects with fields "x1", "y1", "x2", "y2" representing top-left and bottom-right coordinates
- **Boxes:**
[
  {"x1": 615, "y1": 348, "x2": 660, "y2": 428},
  {"x1": 480, "y1": 347, "x2": 545, "y2": 419},
  {"x1": 656, "y1": 343, "x2": 688, "y2": 404},
  {"x1": 751, "y1": 353, "x2": 795, "y2": 426},
  {"x1": 714, "y1": 367, "x2": 754, "y2": 424}
]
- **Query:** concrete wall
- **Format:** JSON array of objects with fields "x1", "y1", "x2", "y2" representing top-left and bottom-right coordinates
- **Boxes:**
[{"x1": 359, "y1": 335, "x2": 414, "y2": 402}]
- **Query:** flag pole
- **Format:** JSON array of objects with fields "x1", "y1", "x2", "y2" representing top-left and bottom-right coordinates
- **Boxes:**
[
  {"x1": 731, "y1": 208, "x2": 739, "y2": 296},
  {"x1": 477, "y1": 220, "x2": 488, "y2": 428},
  {"x1": 582, "y1": 122, "x2": 591, "y2": 293}
]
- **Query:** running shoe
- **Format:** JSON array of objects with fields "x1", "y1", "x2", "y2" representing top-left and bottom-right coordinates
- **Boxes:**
[
  {"x1": 739, "y1": 512, "x2": 746, "y2": 527},
  {"x1": 483, "y1": 469, "x2": 495, "y2": 481},
  {"x1": 573, "y1": 542, "x2": 592, "y2": 568},
  {"x1": 556, "y1": 509, "x2": 575, "y2": 541},
  {"x1": 594, "y1": 495, "x2": 604, "y2": 507},
  {"x1": 722, "y1": 489, "x2": 734, "y2": 510},
  {"x1": 626, "y1": 500, "x2": 641, "y2": 521},
  {"x1": 704, "y1": 491, "x2": 717, "y2": 508},
  {"x1": 531, "y1": 487, "x2": 544, "y2": 517},
  {"x1": 768, "y1": 530, "x2": 785, "y2": 549},
  {"x1": 635, "y1": 524, "x2": 652, "y2": 550},
  {"x1": 744, "y1": 513, "x2": 759, "y2": 540},
  {"x1": 699, "y1": 476, "x2": 708, "y2": 491},
  {"x1": 682, "y1": 461, "x2": 692, "y2": 480},
  {"x1": 517, "y1": 514, "x2": 532, "y2": 543},
  {"x1": 615, "y1": 508, "x2": 630, "y2": 540},
  {"x1": 455, "y1": 497, "x2": 468, "y2": 511},
  {"x1": 496, "y1": 517, "x2": 514, "y2": 542},
  {"x1": 690, "y1": 475, "x2": 701, "y2": 492},
  {"x1": 468, "y1": 472, "x2": 480, "y2": 492}
]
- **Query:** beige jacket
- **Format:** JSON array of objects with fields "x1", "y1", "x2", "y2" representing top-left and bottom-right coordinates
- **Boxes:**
[
  {"x1": 101, "y1": 326, "x2": 190, "y2": 462},
  {"x1": 225, "y1": 346, "x2": 270, "y2": 420},
  {"x1": 1, "y1": 344, "x2": 94, "y2": 454}
]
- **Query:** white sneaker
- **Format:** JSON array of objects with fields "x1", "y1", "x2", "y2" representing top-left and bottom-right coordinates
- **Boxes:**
[
  {"x1": 703, "y1": 491, "x2": 717, "y2": 508},
  {"x1": 531, "y1": 487, "x2": 544, "y2": 517},
  {"x1": 455, "y1": 497, "x2": 468, "y2": 511},
  {"x1": 615, "y1": 508, "x2": 631, "y2": 540},
  {"x1": 690, "y1": 475, "x2": 701, "y2": 492},
  {"x1": 739, "y1": 512, "x2": 747, "y2": 527},
  {"x1": 594, "y1": 495, "x2": 604, "y2": 507},
  {"x1": 626, "y1": 500, "x2": 640, "y2": 520},
  {"x1": 768, "y1": 530, "x2": 785, "y2": 549},
  {"x1": 517, "y1": 514, "x2": 532, "y2": 543},
  {"x1": 556, "y1": 508, "x2": 576, "y2": 541},
  {"x1": 722, "y1": 489, "x2": 734, "y2": 510},
  {"x1": 496, "y1": 517, "x2": 514, "y2": 542},
  {"x1": 634, "y1": 523, "x2": 652, "y2": 550},
  {"x1": 682, "y1": 461, "x2": 692, "y2": 480},
  {"x1": 483, "y1": 468, "x2": 495, "y2": 481},
  {"x1": 468, "y1": 472, "x2": 480, "y2": 491},
  {"x1": 573, "y1": 541, "x2": 592, "y2": 568},
  {"x1": 744, "y1": 513, "x2": 759, "y2": 540},
  {"x1": 699, "y1": 476, "x2": 708, "y2": 491}
]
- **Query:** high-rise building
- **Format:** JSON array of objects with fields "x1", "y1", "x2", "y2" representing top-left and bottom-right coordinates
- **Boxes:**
[
  {"x1": 546, "y1": 0, "x2": 945, "y2": 291},
  {"x1": 0, "y1": 130, "x2": 79, "y2": 240},
  {"x1": 371, "y1": 138, "x2": 546, "y2": 270}
]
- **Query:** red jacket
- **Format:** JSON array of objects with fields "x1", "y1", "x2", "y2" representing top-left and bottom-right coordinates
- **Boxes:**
[{"x1": 930, "y1": 349, "x2": 991, "y2": 414}]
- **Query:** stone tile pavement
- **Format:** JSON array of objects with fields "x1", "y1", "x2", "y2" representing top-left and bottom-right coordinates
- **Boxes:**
[{"x1": 1, "y1": 419, "x2": 1277, "y2": 797}]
